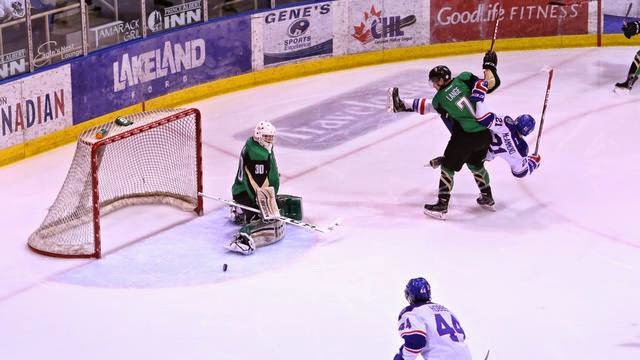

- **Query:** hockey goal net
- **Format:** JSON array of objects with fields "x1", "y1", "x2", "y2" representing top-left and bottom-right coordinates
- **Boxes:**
[{"x1": 28, "y1": 108, "x2": 203, "y2": 258}]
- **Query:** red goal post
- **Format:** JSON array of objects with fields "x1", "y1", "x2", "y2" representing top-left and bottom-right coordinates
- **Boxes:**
[{"x1": 28, "y1": 108, "x2": 203, "y2": 258}]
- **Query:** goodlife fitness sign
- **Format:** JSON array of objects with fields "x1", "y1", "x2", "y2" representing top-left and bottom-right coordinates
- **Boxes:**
[{"x1": 430, "y1": 0, "x2": 589, "y2": 44}]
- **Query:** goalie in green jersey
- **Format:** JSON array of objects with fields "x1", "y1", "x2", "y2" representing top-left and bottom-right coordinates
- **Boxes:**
[
  {"x1": 388, "y1": 51, "x2": 501, "y2": 219},
  {"x1": 227, "y1": 120, "x2": 302, "y2": 255}
]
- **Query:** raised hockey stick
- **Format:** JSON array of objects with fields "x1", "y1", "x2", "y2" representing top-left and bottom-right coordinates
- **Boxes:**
[
  {"x1": 534, "y1": 66, "x2": 554, "y2": 155},
  {"x1": 624, "y1": 3, "x2": 633, "y2": 25},
  {"x1": 198, "y1": 192, "x2": 342, "y2": 234},
  {"x1": 489, "y1": 7, "x2": 500, "y2": 52}
]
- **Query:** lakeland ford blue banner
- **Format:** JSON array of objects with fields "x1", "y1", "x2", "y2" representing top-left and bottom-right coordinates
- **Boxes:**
[{"x1": 71, "y1": 17, "x2": 251, "y2": 124}]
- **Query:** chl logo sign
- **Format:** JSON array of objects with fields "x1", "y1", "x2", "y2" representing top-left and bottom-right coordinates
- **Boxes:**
[{"x1": 352, "y1": 5, "x2": 416, "y2": 45}]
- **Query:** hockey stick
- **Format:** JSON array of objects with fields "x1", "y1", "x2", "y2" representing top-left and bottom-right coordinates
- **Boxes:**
[
  {"x1": 624, "y1": 2, "x2": 633, "y2": 25},
  {"x1": 198, "y1": 192, "x2": 342, "y2": 234},
  {"x1": 489, "y1": 5, "x2": 500, "y2": 52},
  {"x1": 483, "y1": 349, "x2": 490, "y2": 360},
  {"x1": 534, "y1": 67, "x2": 554, "y2": 156}
]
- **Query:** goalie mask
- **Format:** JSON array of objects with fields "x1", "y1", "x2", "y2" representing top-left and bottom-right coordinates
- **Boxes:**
[{"x1": 253, "y1": 121, "x2": 276, "y2": 152}]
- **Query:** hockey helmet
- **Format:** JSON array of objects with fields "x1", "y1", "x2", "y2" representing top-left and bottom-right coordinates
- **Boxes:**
[
  {"x1": 253, "y1": 121, "x2": 276, "y2": 151},
  {"x1": 428, "y1": 65, "x2": 452, "y2": 84},
  {"x1": 405, "y1": 277, "x2": 431, "y2": 304},
  {"x1": 515, "y1": 114, "x2": 536, "y2": 137}
]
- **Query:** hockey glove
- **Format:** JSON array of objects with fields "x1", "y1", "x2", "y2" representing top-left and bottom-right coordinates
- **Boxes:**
[
  {"x1": 470, "y1": 79, "x2": 489, "y2": 103},
  {"x1": 482, "y1": 51, "x2": 498, "y2": 71},
  {"x1": 622, "y1": 21, "x2": 640, "y2": 39},
  {"x1": 527, "y1": 154, "x2": 541, "y2": 172}
]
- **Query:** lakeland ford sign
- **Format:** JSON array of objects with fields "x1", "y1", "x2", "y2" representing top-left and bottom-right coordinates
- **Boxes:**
[
  {"x1": 113, "y1": 39, "x2": 205, "y2": 92},
  {"x1": 71, "y1": 16, "x2": 251, "y2": 124}
]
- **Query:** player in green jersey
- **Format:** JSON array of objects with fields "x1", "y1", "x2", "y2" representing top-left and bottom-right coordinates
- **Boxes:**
[
  {"x1": 227, "y1": 121, "x2": 285, "y2": 254},
  {"x1": 388, "y1": 51, "x2": 501, "y2": 219},
  {"x1": 231, "y1": 121, "x2": 280, "y2": 215},
  {"x1": 615, "y1": 20, "x2": 640, "y2": 92}
]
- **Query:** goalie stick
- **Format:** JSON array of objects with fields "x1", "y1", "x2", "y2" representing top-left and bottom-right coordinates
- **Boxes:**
[
  {"x1": 198, "y1": 192, "x2": 342, "y2": 234},
  {"x1": 534, "y1": 67, "x2": 554, "y2": 155}
]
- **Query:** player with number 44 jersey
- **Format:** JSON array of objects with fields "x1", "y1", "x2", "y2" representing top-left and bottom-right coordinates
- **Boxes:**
[{"x1": 394, "y1": 278, "x2": 472, "y2": 360}]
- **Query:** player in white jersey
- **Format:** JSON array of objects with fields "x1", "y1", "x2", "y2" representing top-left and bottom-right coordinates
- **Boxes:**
[
  {"x1": 472, "y1": 85, "x2": 541, "y2": 177},
  {"x1": 429, "y1": 82, "x2": 541, "y2": 179},
  {"x1": 394, "y1": 277, "x2": 472, "y2": 360}
]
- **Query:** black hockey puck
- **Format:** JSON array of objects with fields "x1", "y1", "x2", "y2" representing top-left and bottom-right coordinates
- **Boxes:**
[{"x1": 223, "y1": 263, "x2": 228, "y2": 272}]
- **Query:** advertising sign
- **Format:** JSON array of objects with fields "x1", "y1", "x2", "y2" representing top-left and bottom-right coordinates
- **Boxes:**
[
  {"x1": 234, "y1": 72, "x2": 418, "y2": 150},
  {"x1": 262, "y1": 2, "x2": 333, "y2": 66},
  {"x1": 347, "y1": 0, "x2": 428, "y2": 53},
  {"x1": 0, "y1": 49, "x2": 27, "y2": 80},
  {"x1": 71, "y1": 17, "x2": 251, "y2": 124},
  {"x1": 148, "y1": 0, "x2": 202, "y2": 33},
  {"x1": 430, "y1": 0, "x2": 589, "y2": 44},
  {"x1": 0, "y1": 65, "x2": 73, "y2": 150}
]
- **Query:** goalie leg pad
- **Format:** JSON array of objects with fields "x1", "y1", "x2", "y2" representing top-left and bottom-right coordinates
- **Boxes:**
[
  {"x1": 226, "y1": 233, "x2": 256, "y2": 255},
  {"x1": 276, "y1": 194, "x2": 303, "y2": 220},
  {"x1": 239, "y1": 219, "x2": 286, "y2": 248}
]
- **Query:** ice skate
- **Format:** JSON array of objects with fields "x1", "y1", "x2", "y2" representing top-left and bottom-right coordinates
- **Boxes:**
[
  {"x1": 614, "y1": 75, "x2": 637, "y2": 94},
  {"x1": 476, "y1": 193, "x2": 496, "y2": 212},
  {"x1": 424, "y1": 199, "x2": 448, "y2": 220},
  {"x1": 388, "y1": 87, "x2": 410, "y2": 113}
]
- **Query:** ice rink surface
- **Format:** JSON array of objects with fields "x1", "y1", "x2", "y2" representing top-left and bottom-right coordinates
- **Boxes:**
[{"x1": 1, "y1": 47, "x2": 639, "y2": 359}]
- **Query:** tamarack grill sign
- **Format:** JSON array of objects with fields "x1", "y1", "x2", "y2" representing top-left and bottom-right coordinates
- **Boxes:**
[{"x1": 430, "y1": 0, "x2": 588, "y2": 44}]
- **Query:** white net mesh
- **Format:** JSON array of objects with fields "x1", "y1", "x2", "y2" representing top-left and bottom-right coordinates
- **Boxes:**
[{"x1": 28, "y1": 108, "x2": 202, "y2": 257}]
